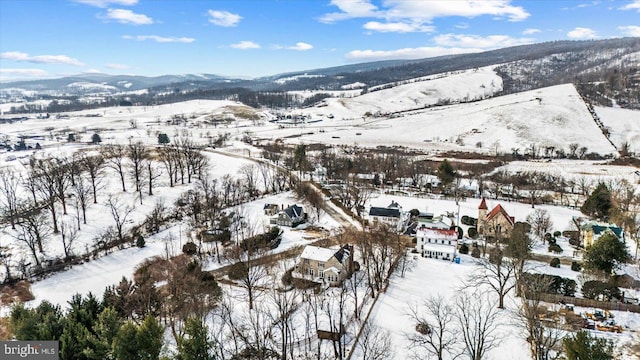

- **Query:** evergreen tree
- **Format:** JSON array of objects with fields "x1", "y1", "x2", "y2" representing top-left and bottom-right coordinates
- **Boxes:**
[
  {"x1": 9, "y1": 301, "x2": 64, "y2": 340},
  {"x1": 59, "y1": 320, "x2": 92, "y2": 360},
  {"x1": 177, "y1": 317, "x2": 216, "y2": 360},
  {"x1": 112, "y1": 322, "x2": 139, "y2": 360},
  {"x1": 437, "y1": 159, "x2": 456, "y2": 187},
  {"x1": 88, "y1": 307, "x2": 122, "y2": 360},
  {"x1": 158, "y1": 133, "x2": 170, "y2": 145},
  {"x1": 136, "y1": 315, "x2": 164, "y2": 360},
  {"x1": 563, "y1": 331, "x2": 613, "y2": 360},
  {"x1": 91, "y1": 133, "x2": 102, "y2": 144},
  {"x1": 581, "y1": 183, "x2": 612, "y2": 220},
  {"x1": 583, "y1": 232, "x2": 630, "y2": 274}
]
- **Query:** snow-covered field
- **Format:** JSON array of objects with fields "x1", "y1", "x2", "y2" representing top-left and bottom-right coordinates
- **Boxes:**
[
  {"x1": 1, "y1": 67, "x2": 639, "y2": 357},
  {"x1": 596, "y1": 106, "x2": 640, "y2": 153},
  {"x1": 368, "y1": 254, "x2": 640, "y2": 360},
  {"x1": 2, "y1": 67, "x2": 638, "y2": 159}
]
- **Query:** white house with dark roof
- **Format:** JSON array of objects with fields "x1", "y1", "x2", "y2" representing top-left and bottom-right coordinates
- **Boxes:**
[
  {"x1": 294, "y1": 244, "x2": 353, "y2": 285},
  {"x1": 273, "y1": 204, "x2": 305, "y2": 227},
  {"x1": 415, "y1": 227, "x2": 458, "y2": 261},
  {"x1": 368, "y1": 200, "x2": 406, "y2": 232}
]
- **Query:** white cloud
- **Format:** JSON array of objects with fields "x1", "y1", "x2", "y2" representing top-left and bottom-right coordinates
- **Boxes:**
[
  {"x1": 122, "y1": 35, "x2": 195, "y2": 43},
  {"x1": 320, "y1": 0, "x2": 381, "y2": 23},
  {"x1": 105, "y1": 8, "x2": 153, "y2": 25},
  {"x1": 72, "y1": 0, "x2": 137, "y2": 7},
  {"x1": 105, "y1": 63, "x2": 130, "y2": 70},
  {"x1": 434, "y1": 34, "x2": 534, "y2": 48},
  {"x1": 320, "y1": 0, "x2": 529, "y2": 26},
  {"x1": 230, "y1": 41, "x2": 260, "y2": 49},
  {"x1": 287, "y1": 42, "x2": 313, "y2": 51},
  {"x1": 0, "y1": 68, "x2": 48, "y2": 76},
  {"x1": 208, "y1": 10, "x2": 242, "y2": 27},
  {"x1": 618, "y1": 25, "x2": 640, "y2": 36},
  {"x1": 346, "y1": 46, "x2": 480, "y2": 61},
  {"x1": 363, "y1": 21, "x2": 434, "y2": 33},
  {"x1": 620, "y1": 0, "x2": 640, "y2": 12},
  {"x1": 522, "y1": 28, "x2": 541, "y2": 35},
  {"x1": 567, "y1": 27, "x2": 598, "y2": 39},
  {"x1": 0, "y1": 51, "x2": 85, "y2": 66}
]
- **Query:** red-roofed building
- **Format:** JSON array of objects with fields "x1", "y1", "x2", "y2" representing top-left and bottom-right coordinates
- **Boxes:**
[
  {"x1": 478, "y1": 198, "x2": 515, "y2": 239},
  {"x1": 415, "y1": 227, "x2": 459, "y2": 261}
]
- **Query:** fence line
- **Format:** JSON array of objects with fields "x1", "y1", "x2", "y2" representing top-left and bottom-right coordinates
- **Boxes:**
[{"x1": 537, "y1": 293, "x2": 640, "y2": 313}]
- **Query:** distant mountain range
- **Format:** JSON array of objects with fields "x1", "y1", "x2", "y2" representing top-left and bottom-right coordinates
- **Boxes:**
[{"x1": 1, "y1": 37, "x2": 638, "y2": 111}]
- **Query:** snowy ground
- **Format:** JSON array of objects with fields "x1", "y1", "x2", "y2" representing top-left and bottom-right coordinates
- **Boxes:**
[
  {"x1": 368, "y1": 254, "x2": 640, "y2": 360},
  {"x1": 2, "y1": 69, "x2": 638, "y2": 159}
]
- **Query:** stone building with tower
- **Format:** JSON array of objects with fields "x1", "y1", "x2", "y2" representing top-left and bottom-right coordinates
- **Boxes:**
[{"x1": 477, "y1": 197, "x2": 515, "y2": 240}]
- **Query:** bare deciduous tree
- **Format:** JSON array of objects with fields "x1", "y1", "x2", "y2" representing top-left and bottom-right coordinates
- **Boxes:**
[
  {"x1": 267, "y1": 283, "x2": 300, "y2": 360},
  {"x1": 356, "y1": 321, "x2": 393, "y2": 360},
  {"x1": 78, "y1": 152, "x2": 105, "y2": 203},
  {"x1": 455, "y1": 290, "x2": 500, "y2": 360},
  {"x1": 527, "y1": 208, "x2": 553, "y2": 243},
  {"x1": 517, "y1": 275, "x2": 564, "y2": 360},
  {"x1": 107, "y1": 196, "x2": 134, "y2": 247},
  {"x1": 71, "y1": 174, "x2": 91, "y2": 225},
  {"x1": 406, "y1": 295, "x2": 459, "y2": 360},
  {"x1": 224, "y1": 244, "x2": 270, "y2": 311},
  {"x1": 240, "y1": 163, "x2": 259, "y2": 199},
  {"x1": 14, "y1": 207, "x2": 51, "y2": 268},
  {"x1": 59, "y1": 219, "x2": 78, "y2": 258},
  {"x1": 128, "y1": 141, "x2": 149, "y2": 194},
  {"x1": 466, "y1": 248, "x2": 516, "y2": 309},
  {"x1": 157, "y1": 145, "x2": 179, "y2": 187},
  {"x1": 28, "y1": 158, "x2": 61, "y2": 233},
  {"x1": 0, "y1": 167, "x2": 21, "y2": 229},
  {"x1": 145, "y1": 159, "x2": 162, "y2": 196},
  {"x1": 102, "y1": 144, "x2": 128, "y2": 192},
  {"x1": 355, "y1": 224, "x2": 404, "y2": 298}
]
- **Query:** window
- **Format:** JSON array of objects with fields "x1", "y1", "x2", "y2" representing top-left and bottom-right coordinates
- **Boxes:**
[
  {"x1": 318, "y1": 262, "x2": 324, "y2": 268},
  {"x1": 309, "y1": 269, "x2": 314, "y2": 276},
  {"x1": 320, "y1": 271, "x2": 324, "y2": 279},
  {"x1": 304, "y1": 259, "x2": 310, "y2": 264}
]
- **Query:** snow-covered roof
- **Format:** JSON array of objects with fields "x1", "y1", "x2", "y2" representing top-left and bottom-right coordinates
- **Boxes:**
[
  {"x1": 417, "y1": 228, "x2": 458, "y2": 240},
  {"x1": 300, "y1": 245, "x2": 337, "y2": 262}
]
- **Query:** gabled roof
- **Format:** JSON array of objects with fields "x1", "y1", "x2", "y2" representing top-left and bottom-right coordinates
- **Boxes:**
[
  {"x1": 323, "y1": 266, "x2": 341, "y2": 275},
  {"x1": 334, "y1": 244, "x2": 351, "y2": 263},
  {"x1": 283, "y1": 204, "x2": 303, "y2": 219},
  {"x1": 263, "y1": 203, "x2": 278, "y2": 209},
  {"x1": 300, "y1": 244, "x2": 352, "y2": 263},
  {"x1": 369, "y1": 207, "x2": 401, "y2": 218},
  {"x1": 478, "y1": 197, "x2": 488, "y2": 210},
  {"x1": 485, "y1": 204, "x2": 515, "y2": 226},
  {"x1": 388, "y1": 200, "x2": 401, "y2": 208},
  {"x1": 593, "y1": 225, "x2": 623, "y2": 238},
  {"x1": 300, "y1": 245, "x2": 336, "y2": 262},
  {"x1": 416, "y1": 227, "x2": 458, "y2": 240},
  {"x1": 583, "y1": 222, "x2": 624, "y2": 239}
]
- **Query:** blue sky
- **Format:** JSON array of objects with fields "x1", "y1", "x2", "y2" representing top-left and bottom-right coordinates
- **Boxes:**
[{"x1": 1, "y1": 0, "x2": 639, "y2": 81}]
